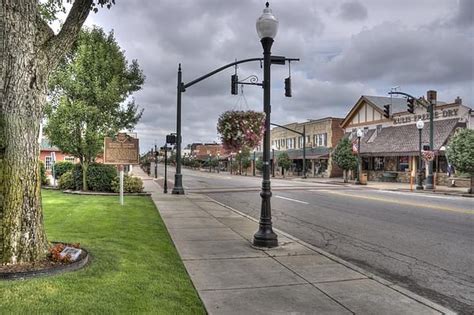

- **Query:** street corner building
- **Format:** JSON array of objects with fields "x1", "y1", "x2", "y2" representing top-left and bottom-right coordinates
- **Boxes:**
[{"x1": 340, "y1": 92, "x2": 473, "y2": 186}]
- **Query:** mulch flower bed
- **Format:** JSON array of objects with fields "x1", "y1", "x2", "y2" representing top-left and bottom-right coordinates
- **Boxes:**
[{"x1": 0, "y1": 242, "x2": 89, "y2": 280}]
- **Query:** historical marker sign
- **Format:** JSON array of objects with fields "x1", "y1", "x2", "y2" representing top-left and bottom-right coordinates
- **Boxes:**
[{"x1": 104, "y1": 133, "x2": 139, "y2": 165}]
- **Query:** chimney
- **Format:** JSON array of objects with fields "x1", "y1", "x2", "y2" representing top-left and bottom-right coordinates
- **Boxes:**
[{"x1": 455, "y1": 96, "x2": 462, "y2": 104}]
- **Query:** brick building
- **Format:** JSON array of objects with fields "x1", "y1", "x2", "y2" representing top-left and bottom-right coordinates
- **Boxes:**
[{"x1": 269, "y1": 117, "x2": 345, "y2": 177}]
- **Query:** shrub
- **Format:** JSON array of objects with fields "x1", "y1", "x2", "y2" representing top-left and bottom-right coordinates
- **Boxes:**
[
  {"x1": 72, "y1": 163, "x2": 117, "y2": 192},
  {"x1": 58, "y1": 171, "x2": 75, "y2": 190},
  {"x1": 39, "y1": 160, "x2": 49, "y2": 186},
  {"x1": 54, "y1": 161, "x2": 75, "y2": 179},
  {"x1": 111, "y1": 175, "x2": 144, "y2": 193}
]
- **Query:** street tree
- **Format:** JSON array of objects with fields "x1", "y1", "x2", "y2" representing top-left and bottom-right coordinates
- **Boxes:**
[
  {"x1": 277, "y1": 152, "x2": 292, "y2": 177},
  {"x1": 333, "y1": 138, "x2": 358, "y2": 183},
  {"x1": 45, "y1": 27, "x2": 144, "y2": 191},
  {"x1": 446, "y1": 129, "x2": 474, "y2": 193},
  {"x1": 0, "y1": 0, "x2": 115, "y2": 265}
]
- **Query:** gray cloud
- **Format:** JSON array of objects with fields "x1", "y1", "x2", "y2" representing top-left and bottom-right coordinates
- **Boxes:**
[
  {"x1": 81, "y1": 0, "x2": 473, "y2": 152},
  {"x1": 338, "y1": 1, "x2": 368, "y2": 21},
  {"x1": 321, "y1": 22, "x2": 473, "y2": 85}
]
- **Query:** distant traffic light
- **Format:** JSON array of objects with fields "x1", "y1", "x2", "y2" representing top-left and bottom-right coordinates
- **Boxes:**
[
  {"x1": 284, "y1": 77, "x2": 292, "y2": 97},
  {"x1": 166, "y1": 134, "x2": 176, "y2": 144},
  {"x1": 231, "y1": 74, "x2": 238, "y2": 95},
  {"x1": 383, "y1": 104, "x2": 390, "y2": 118},
  {"x1": 407, "y1": 97, "x2": 415, "y2": 114}
]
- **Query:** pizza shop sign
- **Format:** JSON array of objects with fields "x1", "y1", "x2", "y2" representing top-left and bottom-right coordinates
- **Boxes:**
[{"x1": 393, "y1": 108, "x2": 459, "y2": 125}]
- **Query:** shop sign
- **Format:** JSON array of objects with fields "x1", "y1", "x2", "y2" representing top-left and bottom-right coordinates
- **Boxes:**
[{"x1": 393, "y1": 108, "x2": 459, "y2": 125}]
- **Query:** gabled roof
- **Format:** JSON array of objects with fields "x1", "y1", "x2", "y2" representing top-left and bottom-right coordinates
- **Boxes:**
[
  {"x1": 358, "y1": 118, "x2": 461, "y2": 156},
  {"x1": 40, "y1": 138, "x2": 60, "y2": 151}
]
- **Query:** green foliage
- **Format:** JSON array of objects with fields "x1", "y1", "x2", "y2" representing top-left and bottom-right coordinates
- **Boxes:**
[
  {"x1": 53, "y1": 161, "x2": 74, "y2": 179},
  {"x1": 256, "y1": 159, "x2": 263, "y2": 172},
  {"x1": 71, "y1": 163, "x2": 117, "y2": 192},
  {"x1": 111, "y1": 175, "x2": 144, "y2": 193},
  {"x1": 45, "y1": 26, "x2": 145, "y2": 167},
  {"x1": 39, "y1": 161, "x2": 49, "y2": 186},
  {"x1": 447, "y1": 129, "x2": 474, "y2": 175},
  {"x1": 277, "y1": 152, "x2": 292, "y2": 171},
  {"x1": 333, "y1": 137, "x2": 358, "y2": 171},
  {"x1": 38, "y1": 0, "x2": 116, "y2": 23},
  {"x1": 58, "y1": 171, "x2": 75, "y2": 190}
]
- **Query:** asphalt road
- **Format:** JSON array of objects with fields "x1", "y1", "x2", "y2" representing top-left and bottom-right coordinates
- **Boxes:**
[{"x1": 156, "y1": 166, "x2": 474, "y2": 314}]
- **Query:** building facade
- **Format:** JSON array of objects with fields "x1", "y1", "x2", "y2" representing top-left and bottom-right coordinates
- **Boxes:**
[
  {"x1": 40, "y1": 138, "x2": 78, "y2": 176},
  {"x1": 270, "y1": 117, "x2": 344, "y2": 177},
  {"x1": 340, "y1": 93, "x2": 472, "y2": 185}
]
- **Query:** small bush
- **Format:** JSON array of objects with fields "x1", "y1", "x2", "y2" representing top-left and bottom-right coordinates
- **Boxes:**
[
  {"x1": 112, "y1": 175, "x2": 144, "y2": 193},
  {"x1": 58, "y1": 171, "x2": 75, "y2": 190},
  {"x1": 87, "y1": 163, "x2": 117, "y2": 192},
  {"x1": 39, "y1": 160, "x2": 49, "y2": 186},
  {"x1": 72, "y1": 163, "x2": 117, "y2": 192},
  {"x1": 54, "y1": 161, "x2": 75, "y2": 179}
]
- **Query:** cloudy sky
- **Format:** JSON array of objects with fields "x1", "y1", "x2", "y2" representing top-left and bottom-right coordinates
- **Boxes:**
[{"x1": 79, "y1": 0, "x2": 473, "y2": 152}]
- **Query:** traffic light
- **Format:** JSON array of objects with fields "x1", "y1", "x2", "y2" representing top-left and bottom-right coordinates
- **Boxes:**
[
  {"x1": 166, "y1": 134, "x2": 176, "y2": 144},
  {"x1": 231, "y1": 74, "x2": 238, "y2": 95},
  {"x1": 407, "y1": 97, "x2": 415, "y2": 113},
  {"x1": 284, "y1": 77, "x2": 292, "y2": 97},
  {"x1": 383, "y1": 104, "x2": 390, "y2": 118}
]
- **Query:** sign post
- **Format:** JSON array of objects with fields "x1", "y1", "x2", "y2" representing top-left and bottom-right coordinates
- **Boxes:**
[
  {"x1": 104, "y1": 133, "x2": 139, "y2": 206},
  {"x1": 119, "y1": 165, "x2": 124, "y2": 205}
]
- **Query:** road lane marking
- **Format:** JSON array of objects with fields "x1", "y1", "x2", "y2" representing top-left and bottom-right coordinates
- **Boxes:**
[
  {"x1": 319, "y1": 190, "x2": 473, "y2": 215},
  {"x1": 275, "y1": 195, "x2": 309, "y2": 204}
]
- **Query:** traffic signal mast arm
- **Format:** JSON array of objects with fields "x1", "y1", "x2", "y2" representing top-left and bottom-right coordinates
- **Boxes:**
[
  {"x1": 182, "y1": 57, "x2": 300, "y2": 91},
  {"x1": 388, "y1": 91, "x2": 430, "y2": 109}
]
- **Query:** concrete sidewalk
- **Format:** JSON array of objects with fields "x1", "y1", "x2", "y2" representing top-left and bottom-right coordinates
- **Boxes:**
[{"x1": 133, "y1": 168, "x2": 455, "y2": 315}]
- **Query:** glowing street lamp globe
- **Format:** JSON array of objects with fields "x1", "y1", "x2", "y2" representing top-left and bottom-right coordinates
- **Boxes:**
[{"x1": 256, "y1": 2, "x2": 279, "y2": 40}]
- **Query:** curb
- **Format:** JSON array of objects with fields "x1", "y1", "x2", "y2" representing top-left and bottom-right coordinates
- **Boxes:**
[
  {"x1": 63, "y1": 190, "x2": 151, "y2": 196},
  {"x1": 202, "y1": 194, "x2": 456, "y2": 315}
]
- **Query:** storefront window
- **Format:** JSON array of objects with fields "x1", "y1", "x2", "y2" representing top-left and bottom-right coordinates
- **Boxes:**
[
  {"x1": 399, "y1": 156, "x2": 409, "y2": 172},
  {"x1": 374, "y1": 157, "x2": 384, "y2": 171}
]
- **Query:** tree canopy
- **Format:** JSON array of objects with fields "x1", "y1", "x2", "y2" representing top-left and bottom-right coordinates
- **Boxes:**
[
  {"x1": 44, "y1": 26, "x2": 145, "y2": 189},
  {"x1": 447, "y1": 128, "x2": 474, "y2": 176},
  {"x1": 333, "y1": 137, "x2": 358, "y2": 171},
  {"x1": 277, "y1": 152, "x2": 292, "y2": 171}
]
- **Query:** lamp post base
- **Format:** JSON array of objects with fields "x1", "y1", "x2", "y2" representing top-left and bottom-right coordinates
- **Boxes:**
[
  {"x1": 253, "y1": 229, "x2": 278, "y2": 248},
  {"x1": 354, "y1": 180, "x2": 361, "y2": 185},
  {"x1": 172, "y1": 174, "x2": 185, "y2": 195}
]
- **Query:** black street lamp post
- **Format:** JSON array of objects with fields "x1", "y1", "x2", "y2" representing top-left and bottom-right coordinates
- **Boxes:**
[
  {"x1": 154, "y1": 144, "x2": 158, "y2": 179},
  {"x1": 239, "y1": 149, "x2": 242, "y2": 175},
  {"x1": 355, "y1": 128, "x2": 363, "y2": 185},
  {"x1": 272, "y1": 146, "x2": 275, "y2": 177},
  {"x1": 416, "y1": 119, "x2": 424, "y2": 190},
  {"x1": 163, "y1": 144, "x2": 168, "y2": 194},
  {"x1": 253, "y1": 2, "x2": 278, "y2": 248},
  {"x1": 172, "y1": 65, "x2": 185, "y2": 195},
  {"x1": 253, "y1": 150, "x2": 256, "y2": 176},
  {"x1": 209, "y1": 154, "x2": 212, "y2": 172}
]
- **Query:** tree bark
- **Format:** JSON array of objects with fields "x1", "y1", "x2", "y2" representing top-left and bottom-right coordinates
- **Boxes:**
[{"x1": 0, "y1": 0, "x2": 92, "y2": 265}]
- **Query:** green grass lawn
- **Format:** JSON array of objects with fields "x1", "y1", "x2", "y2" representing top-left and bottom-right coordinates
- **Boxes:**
[{"x1": 0, "y1": 190, "x2": 205, "y2": 314}]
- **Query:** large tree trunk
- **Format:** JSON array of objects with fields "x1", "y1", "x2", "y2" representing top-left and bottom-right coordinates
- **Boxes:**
[
  {"x1": 0, "y1": 0, "x2": 92, "y2": 265},
  {"x1": 0, "y1": 1, "x2": 49, "y2": 264}
]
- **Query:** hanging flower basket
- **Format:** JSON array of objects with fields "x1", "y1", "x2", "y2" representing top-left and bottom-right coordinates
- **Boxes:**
[
  {"x1": 421, "y1": 150, "x2": 435, "y2": 162},
  {"x1": 217, "y1": 110, "x2": 266, "y2": 152}
]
